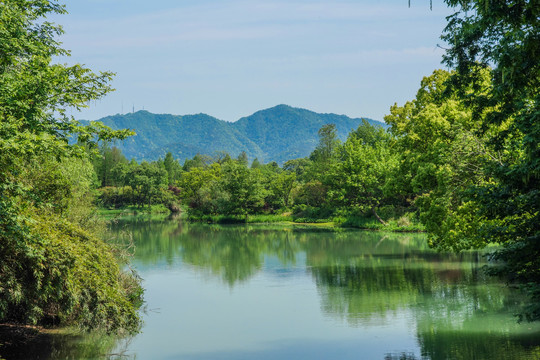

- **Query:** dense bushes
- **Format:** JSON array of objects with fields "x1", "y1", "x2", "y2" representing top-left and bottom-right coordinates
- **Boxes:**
[
  {"x1": 0, "y1": 210, "x2": 141, "y2": 332},
  {"x1": 0, "y1": 0, "x2": 142, "y2": 332}
]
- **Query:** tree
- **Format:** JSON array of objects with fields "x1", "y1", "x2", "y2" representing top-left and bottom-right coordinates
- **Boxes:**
[
  {"x1": 328, "y1": 120, "x2": 398, "y2": 224},
  {"x1": 236, "y1": 151, "x2": 249, "y2": 166},
  {"x1": 283, "y1": 158, "x2": 312, "y2": 180},
  {"x1": 0, "y1": 0, "x2": 140, "y2": 332},
  {"x1": 125, "y1": 161, "x2": 167, "y2": 207},
  {"x1": 163, "y1": 151, "x2": 182, "y2": 185},
  {"x1": 264, "y1": 171, "x2": 297, "y2": 210},
  {"x1": 251, "y1": 158, "x2": 262, "y2": 169},
  {"x1": 385, "y1": 69, "x2": 496, "y2": 237},
  {"x1": 440, "y1": 0, "x2": 539, "y2": 321},
  {"x1": 183, "y1": 153, "x2": 213, "y2": 171},
  {"x1": 178, "y1": 163, "x2": 223, "y2": 214},
  {"x1": 94, "y1": 145, "x2": 128, "y2": 187},
  {"x1": 219, "y1": 162, "x2": 266, "y2": 220},
  {"x1": 310, "y1": 124, "x2": 340, "y2": 166}
]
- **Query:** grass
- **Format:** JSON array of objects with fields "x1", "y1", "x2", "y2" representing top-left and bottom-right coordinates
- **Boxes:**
[
  {"x1": 97, "y1": 204, "x2": 170, "y2": 216},
  {"x1": 338, "y1": 215, "x2": 425, "y2": 232},
  {"x1": 188, "y1": 213, "x2": 294, "y2": 224},
  {"x1": 186, "y1": 212, "x2": 424, "y2": 232}
]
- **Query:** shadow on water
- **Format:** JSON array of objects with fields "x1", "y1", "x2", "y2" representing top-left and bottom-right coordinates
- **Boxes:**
[
  {"x1": 0, "y1": 325, "x2": 135, "y2": 360},
  {"x1": 6, "y1": 215, "x2": 536, "y2": 360}
]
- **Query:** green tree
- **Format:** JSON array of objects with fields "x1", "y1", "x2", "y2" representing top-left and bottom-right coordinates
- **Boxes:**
[
  {"x1": 0, "y1": 0, "x2": 140, "y2": 332},
  {"x1": 178, "y1": 163, "x2": 223, "y2": 214},
  {"x1": 183, "y1": 153, "x2": 213, "y2": 171},
  {"x1": 213, "y1": 151, "x2": 232, "y2": 165},
  {"x1": 385, "y1": 69, "x2": 496, "y2": 244},
  {"x1": 236, "y1": 151, "x2": 249, "y2": 166},
  {"x1": 264, "y1": 171, "x2": 297, "y2": 210},
  {"x1": 219, "y1": 162, "x2": 266, "y2": 220},
  {"x1": 283, "y1": 157, "x2": 312, "y2": 181},
  {"x1": 125, "y1": 161, "x2": 168, "y2": 207},
  {"x1": 440, "y1": 0, "x2": 538, "y2": 320},
  {"x1": 328, "y1": 120, "x2": 398, "y2": 224},
  {"x1": 309, "y1": 124, "x2": 340, "y2": 168},
  {"x1": 251, "y1": 157, "x2": 262, "y2": 169},
  {"x1": 94, "y1": 145, "x2": 128, "y2": 187},
  {"x1": 163, "y1": 151, "x2": 182, "y2": 185}
]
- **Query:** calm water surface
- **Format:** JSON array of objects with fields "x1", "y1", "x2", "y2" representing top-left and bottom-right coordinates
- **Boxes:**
[{"x1": 3, "y1": 215, "x2": 540, "y2": 359}]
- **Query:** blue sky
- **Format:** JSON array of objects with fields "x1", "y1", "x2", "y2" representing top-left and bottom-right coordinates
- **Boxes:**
[{"x1": 53, "y1": 0, "x2": 454, "y2": 122}]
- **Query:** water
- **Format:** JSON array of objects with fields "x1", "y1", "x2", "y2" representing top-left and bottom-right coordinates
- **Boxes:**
[{"x1": 2, "y1": 216, "x2": 540, "y2": 359}]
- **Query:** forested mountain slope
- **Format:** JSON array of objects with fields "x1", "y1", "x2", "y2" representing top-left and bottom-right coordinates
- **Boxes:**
[{"x1": 86, "y1": 104, "x2": 386, "y2": 163}]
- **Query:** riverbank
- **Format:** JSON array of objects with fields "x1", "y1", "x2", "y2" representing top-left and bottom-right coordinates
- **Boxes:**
[
  {"x1": 98, "y1": 206, "x2": 424, "y2": 232},
  {"x1": 185, "y1": 213, "x2": 424, "y2": 232},
  {"x1": 0, "y1": 323, "x2": 123, "y2": 360},
  {"x1": 97, "y1": 204, "x2": 171, "y2": 216}
]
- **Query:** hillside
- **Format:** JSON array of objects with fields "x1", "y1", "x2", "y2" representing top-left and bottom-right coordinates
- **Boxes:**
[{"x1": 85, "y1": 105, "x2": 386, "y2": 164}]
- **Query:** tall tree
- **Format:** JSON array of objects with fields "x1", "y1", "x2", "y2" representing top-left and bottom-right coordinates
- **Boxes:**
[
  {"x1": 0, "y1": 0, "x2": 140, "y2": 332},
  {"x1": 310, "y1": 124, "x2": 340, "y2": 166},
  {"x1": 219, "y1": 162, "x2": 266, "y2": 220},
  {"x1": 163, "y1": 151, "x2": 182, "y2": 185},
  {"x1": 441, "y1": 0, "x2": 539, "y2": 320},
  {"x1": 386, "y1": 69, "x2": 495, "y2": 239},
  {"x1": 236, "y1": 151, "x2": 249, "y2": 167},
  {"x1": 328, "y1": 120, "x2": 398, "y2": 224}
]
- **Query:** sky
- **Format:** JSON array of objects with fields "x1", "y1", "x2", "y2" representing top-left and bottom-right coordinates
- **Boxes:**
[{"x1": 52, "y1": 0, "x2": 455, "y2": 122}]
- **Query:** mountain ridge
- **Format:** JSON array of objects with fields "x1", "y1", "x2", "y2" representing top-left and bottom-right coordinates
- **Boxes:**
[{"x1": 84, "y1": 104, "x2": 387, "y2": 164}]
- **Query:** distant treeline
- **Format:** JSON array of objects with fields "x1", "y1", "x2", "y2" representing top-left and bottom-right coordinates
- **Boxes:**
[
  {"x1": 91, "y1": 70, "x2": 494, "y2": 234},
  {"x1": 93, "y1": 66, "x2": 539, "y2": 322}
]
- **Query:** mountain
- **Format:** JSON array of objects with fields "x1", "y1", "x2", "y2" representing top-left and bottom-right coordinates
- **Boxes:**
[{"x1": 85, "y1": 104, "x2": 387, "y2": 164}]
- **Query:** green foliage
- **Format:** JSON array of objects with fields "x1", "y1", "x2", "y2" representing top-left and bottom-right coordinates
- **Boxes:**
[
  {"x1": 178, "y1": 162, "x2": 223, "y2": 214},
  {"x1": 183, "y1": 153, "x2": 213, "y2": 171},
  {"x1": 385, "y1": 69, "x2": 497, "y2": 249},
  {"x1": 124, "y1": 161, "x2": 167, "y2": 207},
  {"x1": 292, "y1": 180, "x2": 328, "y2": 208},
  {"x1": 0, "y1": 0, "x2": 141, "y2": 332},
  {"x1": 84, "y1": 105, "x2": 385, "y2": 164},
  {"x1": 310, "y1": 124, "x2": 340, "y2": 165},
  {"x1": 251, "y1": 157, "x2": 262, "y2": 169},
  {"x1": 0, "y1": 209, "x2": 140, "y2": 332},
  {"x1": 163, "y1": 151, "x2": 182, "y2": 185},
  {"x1": 439, "y1": 0, "x2": 540, "y2": 320},
  {"x1": 326, "y1": 120, "x2": 399, "y2": 223},
  {"x1": 283, "y1": 157, "x2": 312, "y2": 180},
  {"x1": 264, "y1": 171, "x2": 296, "y2": 209},
  {"x1": 93, "y1": 145, "x2": 128, "y2": 187},
  {"x1": 218, "y1": 161, "x2": 267, "y2": 219}
]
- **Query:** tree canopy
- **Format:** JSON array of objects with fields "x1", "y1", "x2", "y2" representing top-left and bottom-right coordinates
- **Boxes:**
[
  {"x1": 0, "y1": 0, "x2": 141, "y2": 332},
  {"x1": 438, "y1": 0, "x2": 539, "y2": 321}
]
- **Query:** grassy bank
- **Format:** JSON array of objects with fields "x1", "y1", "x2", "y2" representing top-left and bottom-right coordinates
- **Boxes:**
[
  {"x1": 186, "y1": 212, "x2": 424, "y2": 232},
  {"x1": 187, "y1": 213, "x2": 294, "y2": 224},
  {"x1": 97, "y1": 204, "x2": 171, "y2": 216},
  {"x1": 334, "y1": 215, "x2": 425, "y2": 232}
]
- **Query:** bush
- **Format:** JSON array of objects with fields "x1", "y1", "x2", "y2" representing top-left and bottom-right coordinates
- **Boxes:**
[{"x1": 0, "y1": 208, "x2": 142, "y2": 333}]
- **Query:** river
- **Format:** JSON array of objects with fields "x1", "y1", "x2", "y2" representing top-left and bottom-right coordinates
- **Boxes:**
[{"x1": 2, "y1": 215, "x2": 539, "y2": 359}]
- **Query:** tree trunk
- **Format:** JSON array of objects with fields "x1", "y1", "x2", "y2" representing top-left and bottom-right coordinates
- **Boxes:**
[{"x1": 372, "y1": 206, "x2": 388, "y2": 226}]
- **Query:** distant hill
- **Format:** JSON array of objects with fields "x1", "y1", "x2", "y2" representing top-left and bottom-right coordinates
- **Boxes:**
[{"x1": 84, "y1": 104, "x2": 387, "y2": 164}]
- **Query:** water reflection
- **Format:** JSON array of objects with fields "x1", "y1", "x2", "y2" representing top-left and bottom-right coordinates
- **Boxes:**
[
  {"x1": 108, "y1": 216, "x2": 540, "y2": 359},
  {"x1": 0, "y1": 326, "x2": 134, "y2": 360},
  {"x1": 6, "y1": 216, "x2": 537, "y2": 360}
]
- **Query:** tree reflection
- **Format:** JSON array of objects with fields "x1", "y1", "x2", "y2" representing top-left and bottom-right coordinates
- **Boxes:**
[
  {"x1": 0, "y1": 326, "x2": 133, "y2": 360},
  {"x1": 305, "y1": 233, "x2": 540, "y2": 359},
  {"x1": 107, "y1": 217, "x2": 540, "y2": 359}
]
